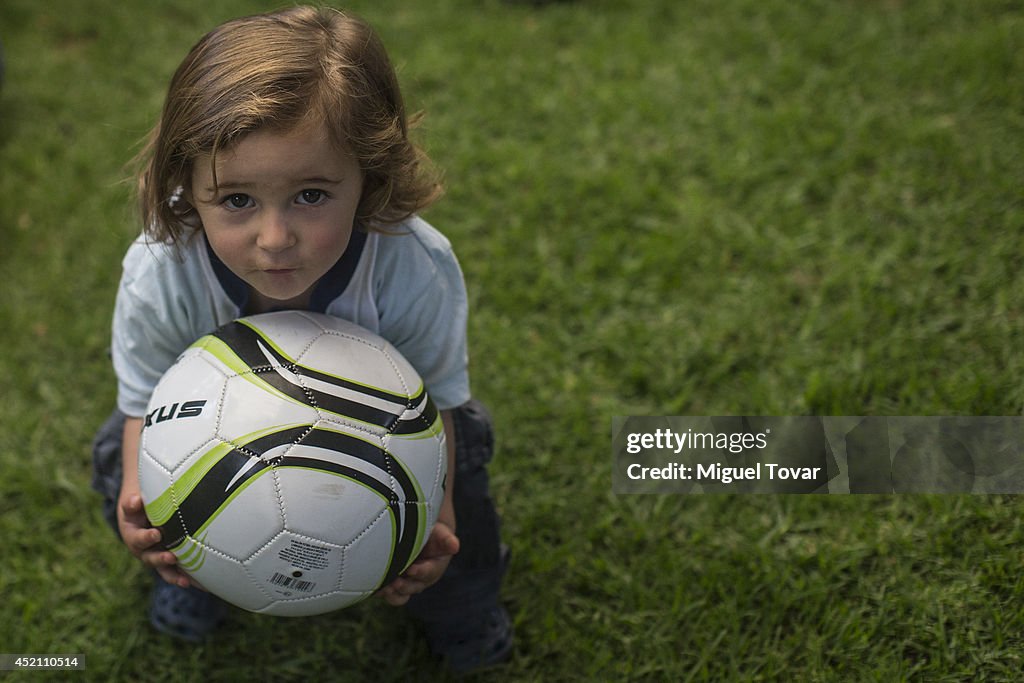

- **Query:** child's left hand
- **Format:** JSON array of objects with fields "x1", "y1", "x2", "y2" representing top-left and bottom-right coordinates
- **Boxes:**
[{"x1": 377, "y1": 519, "x2": 459, "y2": 606}]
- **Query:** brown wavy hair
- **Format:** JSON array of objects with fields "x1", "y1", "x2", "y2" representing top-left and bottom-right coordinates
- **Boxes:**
[{"x1": 135, "y1": 6, "x2": 442, "y2": 242}]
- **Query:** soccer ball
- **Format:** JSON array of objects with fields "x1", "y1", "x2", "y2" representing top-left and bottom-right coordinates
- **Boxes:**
[{"x1": 137, "y1": 311, "x2": 447, "y2": 616}]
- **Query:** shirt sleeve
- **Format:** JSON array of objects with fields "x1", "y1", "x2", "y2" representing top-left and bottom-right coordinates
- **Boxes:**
[
  {"x1": 375, "y1": 223, "x2": 471, "y2": 411},
  {"x1": 111, "y1": 243, "x2": 200, "y2": 417}
]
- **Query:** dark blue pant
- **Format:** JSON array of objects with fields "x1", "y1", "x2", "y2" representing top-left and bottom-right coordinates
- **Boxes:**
[{"x1": 91, "y1": 400, "x2": 506, "y2": 617}]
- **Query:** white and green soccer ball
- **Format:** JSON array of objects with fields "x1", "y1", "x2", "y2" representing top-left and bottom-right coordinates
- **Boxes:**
[{"x1": 138, "y1": 311, "x2": 447, "y2": 616}]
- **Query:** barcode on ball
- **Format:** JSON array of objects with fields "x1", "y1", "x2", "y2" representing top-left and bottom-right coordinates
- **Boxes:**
[{"x1": 270, "y1": 573, "x2": 315, "y2": 593}]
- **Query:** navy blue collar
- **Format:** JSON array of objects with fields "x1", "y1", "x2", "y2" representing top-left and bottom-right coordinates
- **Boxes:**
[{"x1": 204, "y1": 229, "x2": 368, "y2": 314}]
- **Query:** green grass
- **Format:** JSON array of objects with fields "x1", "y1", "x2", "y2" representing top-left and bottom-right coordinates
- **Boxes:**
[{"x1": 1, "y1": 0, "x2": 1023, "y2": 680}]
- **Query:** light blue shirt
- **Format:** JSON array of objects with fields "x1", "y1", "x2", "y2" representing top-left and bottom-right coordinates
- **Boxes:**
[{"x1": 112, "y1": 216, "x2": 470, "y2": 416}]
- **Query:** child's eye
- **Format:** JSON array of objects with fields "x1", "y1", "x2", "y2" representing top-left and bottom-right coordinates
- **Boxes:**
[
  {"x1": 222, "y1": 193, "x2": 253, "y2": 210},
  {"x1": 297, "y1": 189, "x2": 327, "y2": 206}
]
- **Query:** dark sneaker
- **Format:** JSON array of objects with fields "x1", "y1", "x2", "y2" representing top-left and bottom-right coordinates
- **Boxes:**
[
  {"x1": 418, "y1": 544, "x2": 513, "y2": 673},
  {"x1": 148, "y1": 580, "x2": 225, "y2": 642},
  {"x1": 424, "y1": 603, "x2": 514, "y2": 674}
]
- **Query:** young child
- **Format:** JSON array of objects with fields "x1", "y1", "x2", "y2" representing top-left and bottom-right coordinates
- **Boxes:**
[{"x1": 90, "y1": 6, "x2": 511, "y2": 673}]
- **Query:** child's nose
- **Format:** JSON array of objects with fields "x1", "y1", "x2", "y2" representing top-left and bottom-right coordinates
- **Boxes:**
[{"x1": 256, "y1": 212, "x2": 295, "y2": 252}]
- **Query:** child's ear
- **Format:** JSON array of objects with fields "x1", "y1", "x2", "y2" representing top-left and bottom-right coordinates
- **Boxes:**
[
  {"x1": 174, "y1": 184, "x2": 209, "y2": 229},
  {"x1": 170, "y1": 186, "x2": 203, "y2": 230}
]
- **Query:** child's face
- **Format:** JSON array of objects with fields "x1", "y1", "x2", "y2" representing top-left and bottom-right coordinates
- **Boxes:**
[{"x1": 191, "y1": 124, "x2": 363, "y2": 311}]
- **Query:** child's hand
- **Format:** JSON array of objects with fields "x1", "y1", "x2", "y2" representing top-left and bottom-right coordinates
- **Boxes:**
[
  {"x1": 117, "y1": 492, "x2": 192, "y2": 589},
  {"x1": 377, "y1": 519, "x2": 459, "y2": 606}
]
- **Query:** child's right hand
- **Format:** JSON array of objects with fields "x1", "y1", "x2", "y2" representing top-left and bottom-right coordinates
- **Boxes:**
[{"x1": 117, "y1": 492, "x2": 192, "y2": 588}]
